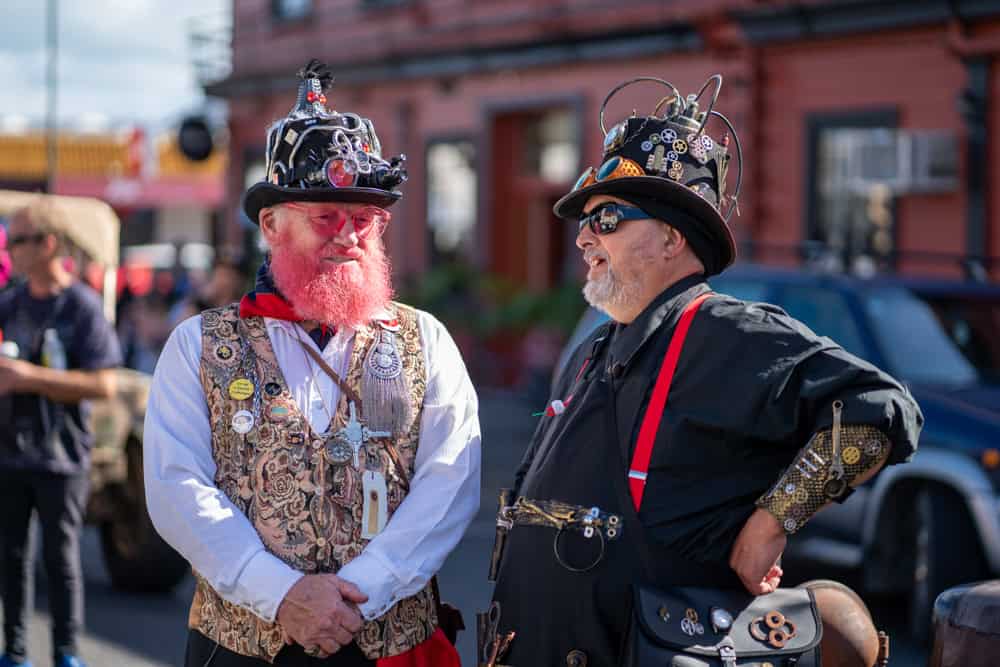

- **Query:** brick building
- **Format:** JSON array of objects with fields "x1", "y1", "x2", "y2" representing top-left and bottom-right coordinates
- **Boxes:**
[{"x1": 209, "y1": 0, "x2": 1000, "y2": 286}]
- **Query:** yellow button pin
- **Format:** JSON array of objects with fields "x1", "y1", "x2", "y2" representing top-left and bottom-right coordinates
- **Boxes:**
[
  {"x1": 843, "y1": 446, "x2": 861, "y2": 465},
  {"x1": 229, "y1": 378, "x2": 255, "y2": 401}
]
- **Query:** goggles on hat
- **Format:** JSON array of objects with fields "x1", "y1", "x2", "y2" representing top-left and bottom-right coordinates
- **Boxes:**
[
  {"x1": 572, "y1": 156, "x2": 646, "y2": 192},
  {"x1": 283, "y1": 202, "x2": 390, "y2": 239},
  {"x1": 578, "y1": 203, "x2": 651, "y2": 236}
]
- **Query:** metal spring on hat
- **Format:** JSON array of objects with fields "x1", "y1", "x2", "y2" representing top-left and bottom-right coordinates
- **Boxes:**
[{"x1": 597, "y1": 74, "x2": 743, "y2": 223}]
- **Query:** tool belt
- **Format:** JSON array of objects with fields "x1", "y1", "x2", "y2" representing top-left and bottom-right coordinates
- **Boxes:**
[
  {"x1": 481, "y1": 493, "x2": 622, "y2": 666},
  {"x1": 505, "y1": 496, "x2": 621, "y2": 539},
  {"x1": 489, "y1": 491, "x2": 622, "y2": 581}
]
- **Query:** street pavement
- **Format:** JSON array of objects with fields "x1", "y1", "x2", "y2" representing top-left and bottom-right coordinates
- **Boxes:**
[{"x1": 11, "y1": 390, "x2": 926, "y2": 666}]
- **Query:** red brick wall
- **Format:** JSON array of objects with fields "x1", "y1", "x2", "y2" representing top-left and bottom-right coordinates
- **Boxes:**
[
  {"x1": 231, "y1": 0, "x2": 740, "y2": 78},
  {"x1": 757, "y1": 26, "x2": 969, "y2": 277},
  {"x1": 983, "y1": 23, "x2": 1000, "y2": 279},
  {"x1": 222, "y1": 1, "x2": 1000, "y2": 281}
]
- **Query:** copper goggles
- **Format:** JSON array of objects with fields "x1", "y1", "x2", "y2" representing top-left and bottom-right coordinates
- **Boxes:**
[
  {"x1": 572, "y1": 155, "x2": 646, "y2": 192},
  {"x1": 283, "y1": 202, "x2": 390, "y2": 239}
]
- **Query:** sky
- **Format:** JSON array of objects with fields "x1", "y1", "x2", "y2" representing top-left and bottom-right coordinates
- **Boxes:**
[{"x1": 0, "y1": 0, "x2": 229, "y2": 133}]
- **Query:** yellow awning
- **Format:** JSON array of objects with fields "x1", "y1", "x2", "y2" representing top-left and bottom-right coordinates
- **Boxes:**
[{"x1": 0, "y1": 133, "x2": 135, "y2": 180}]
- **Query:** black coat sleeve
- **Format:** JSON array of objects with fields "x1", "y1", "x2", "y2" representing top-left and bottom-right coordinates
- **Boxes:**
[{"x1": 688, "y1": 297, "x2": 923, "y2": 465}]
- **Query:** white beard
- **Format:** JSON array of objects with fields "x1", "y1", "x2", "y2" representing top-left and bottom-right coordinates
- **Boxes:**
[{"x1": 582, "y1": 266, "x2": 642, "y2": 316}]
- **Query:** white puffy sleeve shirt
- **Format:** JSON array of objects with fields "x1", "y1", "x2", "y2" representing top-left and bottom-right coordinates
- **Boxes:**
[{"x1": 143, "y1": 311, "x2": 481, "y2": 622}]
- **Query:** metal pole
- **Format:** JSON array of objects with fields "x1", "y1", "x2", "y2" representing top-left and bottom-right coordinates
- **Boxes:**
[{"x1": 45, "y1": 0, "x2": 58, "y2": 192}]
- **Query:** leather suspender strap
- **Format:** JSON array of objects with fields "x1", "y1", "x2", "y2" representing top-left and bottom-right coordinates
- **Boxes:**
[
  {"x1": 628, "y1": 292, "x2": 713, "y2": 511},
  {"x1": 294, "y1": 334, "x2": 364, "y2": 407}
]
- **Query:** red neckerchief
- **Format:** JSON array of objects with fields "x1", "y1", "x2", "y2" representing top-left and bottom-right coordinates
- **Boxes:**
[
  {"x1": 238, "y1": 292, "x2": 303, "y2": 321},
  {"x1": 238, "y1": 259, "x2": 335, "y2": 341}
]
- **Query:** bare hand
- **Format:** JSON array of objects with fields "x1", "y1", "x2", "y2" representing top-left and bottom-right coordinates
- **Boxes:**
[
  {"x1": 729, "y1": 508, "x2": 786, "y2": 595},
  {"x1": 276, "y1": 574, "x2": 368, "y2": 657},
  {"x1": 0, "y1": 357, "x2": 36, "y2": 396}
]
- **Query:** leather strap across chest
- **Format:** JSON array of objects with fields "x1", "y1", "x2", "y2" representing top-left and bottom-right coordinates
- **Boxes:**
[
  {"x1": 628, "y1": 292, "x2": 713, "y2": 510},
  {"x1": 294, "y1": 333, "x2": 363, "y2": 406}
]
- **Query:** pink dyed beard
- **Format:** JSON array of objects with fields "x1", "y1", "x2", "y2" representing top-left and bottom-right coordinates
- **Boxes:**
[{"x1": 269, "y1": 233, "x2": 394, "y2": 329}]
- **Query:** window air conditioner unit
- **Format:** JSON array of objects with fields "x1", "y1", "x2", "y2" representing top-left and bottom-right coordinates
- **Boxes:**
[
  {"x1": 841, "y1": 129, "x2": 958, "y2": 195},
  {"x1": 902, "y1": 130, "x2": 959, "y2": 194}
]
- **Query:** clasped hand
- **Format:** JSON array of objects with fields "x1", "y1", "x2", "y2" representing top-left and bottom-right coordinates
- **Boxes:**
[{"x1": 276, "y1": 574, "x2": 368, "y2": 658}]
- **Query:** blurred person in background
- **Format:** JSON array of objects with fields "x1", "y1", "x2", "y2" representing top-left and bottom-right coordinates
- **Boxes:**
[
  {"x1": 116, "y1": 292, "x2": 167, "y2": 374},
  {"x1": 143, "y1": 61, "x2": 480, "y2": 667},
  {"x1": 168, "y1": 246, "x2": 250, "y2": 328},
  {"x1": 0, "y1": 200, "x2": 122, "y2": 667},
  {"x1": 487, "y1": 76, "x2": 922, "y2": 666}
]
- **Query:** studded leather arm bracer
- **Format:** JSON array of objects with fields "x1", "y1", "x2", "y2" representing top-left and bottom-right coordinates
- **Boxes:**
[{"x1": 757, "y1": 401, "x2": 891, "y2": 534}]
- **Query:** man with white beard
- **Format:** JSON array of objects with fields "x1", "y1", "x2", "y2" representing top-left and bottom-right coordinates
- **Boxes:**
[
  {"x1": 486, "y1": 76, "x2": 921, "y2": 667},
  {"x1": 143, "y1": 61, "x2": 480, "y2": 667}
]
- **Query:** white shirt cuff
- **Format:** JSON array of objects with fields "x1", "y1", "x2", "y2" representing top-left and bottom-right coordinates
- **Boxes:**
[
  {"x1": 232, "y1": 550, "x2": 303, "y2": 623},
  {"x1": 337, "y1": 553, "x2": 403, "y2": 620}
]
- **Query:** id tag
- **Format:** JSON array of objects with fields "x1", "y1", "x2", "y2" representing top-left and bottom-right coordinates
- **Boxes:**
[{"x1": 361, "y1": 471, "x2": 388, "y2": 539}]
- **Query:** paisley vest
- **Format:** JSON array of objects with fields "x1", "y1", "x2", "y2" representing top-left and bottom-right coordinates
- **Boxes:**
[{"x1": 188, "y1": 303, "x2": 437, "y2": 662}]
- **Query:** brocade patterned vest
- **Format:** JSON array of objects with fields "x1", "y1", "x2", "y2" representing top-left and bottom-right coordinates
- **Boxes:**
[{"x1": 187, "y1": 303, "x2": 437, "y2": 662}]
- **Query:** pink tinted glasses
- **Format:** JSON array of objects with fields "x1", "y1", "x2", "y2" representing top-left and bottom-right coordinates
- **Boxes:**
[{"x1": 284, "y1": 202, "x2": 390, "y2": 239}]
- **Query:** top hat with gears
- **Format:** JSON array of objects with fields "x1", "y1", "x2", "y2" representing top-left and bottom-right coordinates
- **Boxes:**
[
  {"x1": 553, "y1": 75, "x2": 743, "y2": 275},
  {"x1": 242, "y1": 60, "x2": 408, "y2": 224}
]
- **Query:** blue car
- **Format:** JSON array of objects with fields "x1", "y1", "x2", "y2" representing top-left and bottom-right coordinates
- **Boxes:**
[{"x1": 556, "y1": 264, "x2": 1000, "y2": 635}]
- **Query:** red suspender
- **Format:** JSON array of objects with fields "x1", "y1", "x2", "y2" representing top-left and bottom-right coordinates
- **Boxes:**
[{"x1": 628, "y1": 292, "x2": 713, "y2": 511}]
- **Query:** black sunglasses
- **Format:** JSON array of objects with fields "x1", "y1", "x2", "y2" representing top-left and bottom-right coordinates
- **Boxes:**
[
  {"x1": 7, "y1": 233, "x2": 47, "y2": 247},
  {"x1": 577, "y1": 204, "x2": 651, "y2": 236}
]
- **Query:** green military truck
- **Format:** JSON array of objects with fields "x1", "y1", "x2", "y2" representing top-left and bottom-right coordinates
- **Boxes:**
[{"x1": 0, "y1": 190, "x2": 188, "y2": 593}]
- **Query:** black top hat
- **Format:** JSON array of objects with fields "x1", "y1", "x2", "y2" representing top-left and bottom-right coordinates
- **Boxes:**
[
  {"x1": 242, "y1": 60, "x2": 408, "y2": 224},
  {"x1": 553, "y1": 75, "x2": 742, "y2": 275}
]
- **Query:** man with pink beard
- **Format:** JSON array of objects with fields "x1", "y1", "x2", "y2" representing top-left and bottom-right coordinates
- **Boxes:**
[{"x1": 143, "y1": 61, "x2": 480, "y2": 667}]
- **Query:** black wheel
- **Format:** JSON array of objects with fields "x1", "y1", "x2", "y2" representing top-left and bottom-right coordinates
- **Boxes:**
[
  {"x1": 908, "y1": 484, "x2": 989, "y2": 641},
  {"x1": 99, "y1": 441, "x2": 189, "y2": 593}
]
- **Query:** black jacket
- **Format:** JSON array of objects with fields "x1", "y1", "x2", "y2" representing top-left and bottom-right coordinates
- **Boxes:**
[{"x1": 492, "y1": 274, "x2": 922, "y2": 666}]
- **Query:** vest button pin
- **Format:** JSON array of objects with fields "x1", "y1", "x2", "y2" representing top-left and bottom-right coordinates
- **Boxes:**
[
  {"x1": 611, "y1": 362, "x2": 624, "y2": 378},
  {"x1": 316, "y1": 537, "x2": 327, "y2": 547}
]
